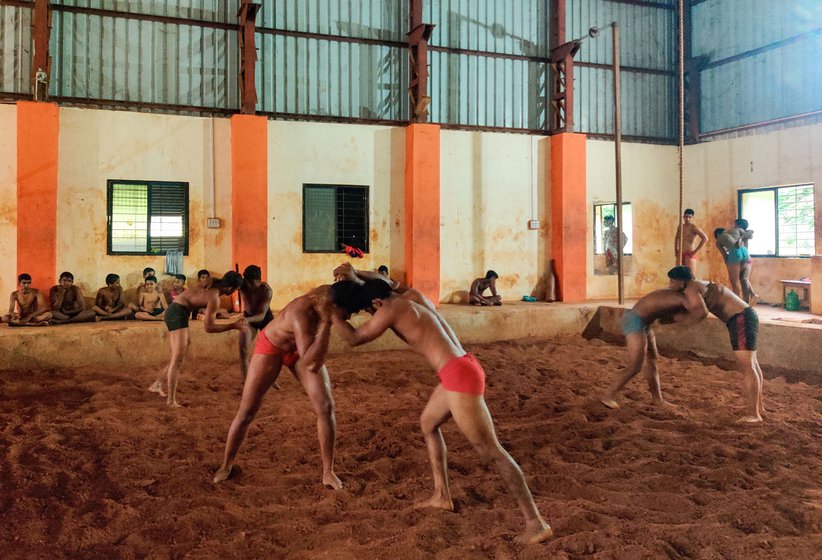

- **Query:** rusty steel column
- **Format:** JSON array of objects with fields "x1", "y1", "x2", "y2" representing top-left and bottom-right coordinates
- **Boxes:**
[
  {"x1": 408, "y1": 0, "x2": 435, "y2": 123},
  {"x1": 549, "y1": 0, "x2": 578, "y2": 133},
  {"x1": 237, "y1": 1, "x2": 260, "y2": 114},
  {"x1": 31, "y1": 0, "x2": 51, "y2": 100}
]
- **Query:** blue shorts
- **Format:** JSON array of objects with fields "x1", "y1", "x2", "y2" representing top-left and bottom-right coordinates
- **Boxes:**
[
  {"x1": 726, "y1": 246, "x2": 750, "y2": 265},
  {"x1": 621, "y1": 310, "x2": 648, "y2": 335}
]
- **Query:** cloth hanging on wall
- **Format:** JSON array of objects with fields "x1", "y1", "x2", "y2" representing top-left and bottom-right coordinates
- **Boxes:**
[{"x1": 165, "y1": 250, "x2": 183, "y2": 275}]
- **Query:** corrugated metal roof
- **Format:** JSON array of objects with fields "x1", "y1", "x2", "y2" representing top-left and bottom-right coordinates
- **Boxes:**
[
  {"x1": 0, "y1": 4, "x2": 33, "y2": 95},
  {"x1": 425, "y1": 0, "x2": 549, "y2": 57},
  {"x1": 53, "y1": 0, "x2": 240, "y2": 24},
  {"x1": 49, "y1": 8, "x2": 239, "y2": 109}
]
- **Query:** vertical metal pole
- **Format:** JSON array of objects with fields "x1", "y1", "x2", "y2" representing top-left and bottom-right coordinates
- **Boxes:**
[
  {"x1": 32, "y1": 0, "x2": 50, "y2": 99},
  {"x1": 613, "y1": 23, "x2": 624, "y2": 305}
]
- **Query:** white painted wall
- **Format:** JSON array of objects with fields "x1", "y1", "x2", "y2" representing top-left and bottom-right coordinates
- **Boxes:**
[
  {"x1": 439, "y1": 130, "x2": 549, "y2": 303},
  {"x1": 587, "y1": 139, "x2": 681, "y2": 299},
  {"x1": 0, "y1": 105, "x2": 16, "y2": 302}
]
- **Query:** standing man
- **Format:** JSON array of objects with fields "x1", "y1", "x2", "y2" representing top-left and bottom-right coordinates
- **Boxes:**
[
  {"x1": 49, "y1": 271, "x2": 96, "y2": 324},
  {"x1": 602, "y1": 215, "x2": 628, "y2": 275},
  {"x1": 214, "y1": 283, "x2": 359, "y2": 490},
  {"x1": 674, "y1": 208, "x2": 708, "y2": 275},
  {"x1": 238, "y1": 264, "x2": 274, "y2": 381},
  {"x1": 331, "y1": 279, "x2": 553, "y2": 545},
  {"x1": 600, "y1": 266, "x2": 708, "y2": 409},
  {"x1": 148, "y1": 271, "x2": 248, "y2": 407}
]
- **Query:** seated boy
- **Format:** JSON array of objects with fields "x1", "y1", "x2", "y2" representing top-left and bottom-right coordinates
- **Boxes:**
[
  {"x1": 49, "y1": 271, "x2": 96, "y2": 324},
  {"x1": 134, "y1": 276, "x2": 168, "y2": 320},
  {"x1": 129, "y1": 267, "x2": 156, "y2": 312},
  {"x1": 195, "y1": 269, "x2": 233, "y2": 319},
  {"x1": 469, "y1": 270, "x2": 502, "y2": 306},
  {"x1": 2, "y1": 273, "x2": 52, "y2": 326},
  {"x1": 93, "y1": 273, "x2": 133, "y2": 320}
]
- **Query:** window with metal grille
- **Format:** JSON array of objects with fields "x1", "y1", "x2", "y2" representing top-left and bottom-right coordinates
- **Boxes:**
[
  {"x1": 303, "y1": 185, "x2": 369, "y2": 253},
  {"x1": 107, "y1": 180, "x2": 189, "y2": 255},
  {"x1": 738, "y1": 184, "x2": 815, "y2": 257}
]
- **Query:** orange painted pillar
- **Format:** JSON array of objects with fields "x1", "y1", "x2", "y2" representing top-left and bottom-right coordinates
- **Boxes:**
[
  {"x1": 405, "y1": 124, "x2": 440, "y2": 304},
  {"x1": 17, "y1": 102, "x2": 59, "y2": 290},
  {"x1": 550, "y1": 133, "x2": 587, "y2": 302},
  {"x1": 230, "y1": 114, "x2": 268, "y2": 279}
]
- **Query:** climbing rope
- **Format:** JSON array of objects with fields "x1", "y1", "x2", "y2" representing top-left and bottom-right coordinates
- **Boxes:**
[{"x1": 677, "y1": 0, "x2": 685, "y2": 266}]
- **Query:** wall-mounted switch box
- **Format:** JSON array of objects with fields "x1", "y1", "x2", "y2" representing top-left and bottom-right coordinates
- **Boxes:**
[
  {"x1": 528, "y1": 220, "x2": 541, "y2": 230},
  {"x1": 207, "y1": 218, "x2": 222, "y2": 229}
]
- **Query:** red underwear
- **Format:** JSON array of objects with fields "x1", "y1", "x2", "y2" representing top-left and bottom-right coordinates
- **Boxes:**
[
  {"x1": 254, "y1": 330, "x2": 300, "y2": 367},
  {"x1": 683, "y1": 251, "x2": 697, "y2": 261},
  {"x1": 437, "y1": 353, "x2": 485, "y2": 395}
]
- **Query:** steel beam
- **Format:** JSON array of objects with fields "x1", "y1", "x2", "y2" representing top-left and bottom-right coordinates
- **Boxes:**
[{"x1": 237, "y1": 1, "x2": 260, "y2": 115}]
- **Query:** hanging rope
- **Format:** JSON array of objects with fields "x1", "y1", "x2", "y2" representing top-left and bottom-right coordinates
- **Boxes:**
[
  {"x1": 676, "y1": 0, "x2": 685, "y2": 265},
  {"x1": 677, "y1": 0, "x2": 685, "y2": 266}
]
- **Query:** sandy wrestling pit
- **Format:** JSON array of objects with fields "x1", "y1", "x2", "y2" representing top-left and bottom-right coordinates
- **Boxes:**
[{"x1": 1, "y1": 335, "x2": 820, "y2": 559}]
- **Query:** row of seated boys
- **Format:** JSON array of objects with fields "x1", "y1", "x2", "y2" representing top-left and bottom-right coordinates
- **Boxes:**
[{"x1": 1, "y1": 268, "x2": 232, "y2": 327}]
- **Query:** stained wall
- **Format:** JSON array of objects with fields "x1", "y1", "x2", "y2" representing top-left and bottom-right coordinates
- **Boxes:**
[
  {"x1": 686, "y1": 122, "x2": 822, "y2": 304},
  {"x1": 439, "y1": 130, "x2": 549, "y2": 303},
  {"x1": 0, "y1": 105, "x2": 16, "y2": 301},
  {"x1": 586, "y1": 139, "x2": 681, "y2": 299}
]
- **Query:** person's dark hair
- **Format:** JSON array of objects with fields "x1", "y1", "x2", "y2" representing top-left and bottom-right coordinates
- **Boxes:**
[
  {"x1": 174, "y1": 274, "x2": 186, "y2": 282},
  {"x1": 243, "y1": 265, "x2": 262, "y2": 282},
  {"x1": 667, "y1": 266, "x2": 693, "y2": 283},
  {"x1": 143, "y1": 267, "x2": 155, "y2": 277},
  {"x1": 713, "y1": 227, "x2": 725, "y2": 239},
  {"x1": 105, "y1": 273, "x2": 119, "y2": 285},
  {"x1": 18, "y1": 273, "x2": 31, "y2": 283},
  {"x1": 485, "y1": 270, "x2": 498, "y2": 280},
  {"x1": 734, "y1": 218, "x2": 749, "y2": 230},
  {"x1": 212, "y1": 270, "x2": 243, "y2": 291},
  {"x1": 197, "y1": 269, "x2": 210, "y2": 278},
  {"x1": 145, "y1": 275, "x2": 158, "y2": 284},
  {"x1": 359, "y1": 278, "x2": 393, "y2": 309},
  {"x1": 377, "y1": 265, "x2": 389, "y2": 275},
  {"x1": 59, "y1": 271, "x2": 74, "y2": 281},
  {"x1": 330, "y1": 280, "x2": 366, "y2": 315},
  {"x1": 603, "y1": 215, "x2": 615, "y2": 224},
  {"x1": 684, "y1": 208, "x2": 695, "y2": 216}
]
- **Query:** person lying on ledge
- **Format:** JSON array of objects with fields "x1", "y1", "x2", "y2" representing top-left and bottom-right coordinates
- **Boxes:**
[
  {"x1": 332, "y1": 262, "x2": 407, "y2": 293},
  {"x1": 2, "y1": 273, "x2": 52, "y2": 326},
  {"x1": 93, "y1": 273, "x2": 133, "y2": 320},
  {"x1": 600, "y1": 266, "x2": 708, "y2": 410},
  {"x1": 469, "y1": 270, "x2": 501, "y2": 306},
  {"x1": 134, "y1": 276, "x2": 168, "y2": 321},
  {"x1": 49, "y1": 271, "x2": 96, "y2": 324}
]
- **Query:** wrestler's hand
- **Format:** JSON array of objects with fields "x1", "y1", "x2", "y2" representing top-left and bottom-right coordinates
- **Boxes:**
[
  {"x1": 232, "y1": 317, "x2": 250, "y2": 333},
  {"x1": 332, "y1": 262, "x2": 357, "y2": 283}
]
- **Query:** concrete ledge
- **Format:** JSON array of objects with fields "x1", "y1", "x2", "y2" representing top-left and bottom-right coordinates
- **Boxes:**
[
  {"x1": 594, "y1": 306, "x2": 822, "y2": 379},
  {"x1": 0, "y1": 302, "x2": 597, "y2": 371}
]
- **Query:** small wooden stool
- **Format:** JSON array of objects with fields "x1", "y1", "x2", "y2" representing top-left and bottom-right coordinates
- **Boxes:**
[{"x1": 781, "y1": 280, "x2": 811, "y2": 309}]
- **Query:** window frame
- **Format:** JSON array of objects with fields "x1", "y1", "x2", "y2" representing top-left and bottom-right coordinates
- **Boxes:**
[
  {"x1": 106, "y1": 179, "x2": 190, "y2": 256},
  {"x1": 593, "y1": 202, "x2": 633, "y2": 256},
  {"x1": 302, "y1": 183, "x2": 370, "y2": 254},
  {"x1": 737, "y1": 183, "x2": 815, "y2": 259}
]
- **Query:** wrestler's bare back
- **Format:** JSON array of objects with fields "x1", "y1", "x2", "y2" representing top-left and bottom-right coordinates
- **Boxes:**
[
  {"x1": 631, "y1": 289, "x2": 688, "y2": 324},
  {"x1": 260, "y1": 289, "x2": 327, "y2": 351}
]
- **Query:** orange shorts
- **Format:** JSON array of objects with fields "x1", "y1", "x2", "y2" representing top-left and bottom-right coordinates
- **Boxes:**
[
  {"x1": 254, "y1": 330, "x2": 300, "y2": 367},
  {"x1": 437, "y1": 353, "x2": 485, "y2": 395}
]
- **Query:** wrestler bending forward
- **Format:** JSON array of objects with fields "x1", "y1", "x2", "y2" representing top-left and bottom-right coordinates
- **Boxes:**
[
  {"x1": 214, "y1": 283, "x2": 359, "y2": 489},
  {"x1": 332, "y1": 279, "x2": 553, "y2": 545}
]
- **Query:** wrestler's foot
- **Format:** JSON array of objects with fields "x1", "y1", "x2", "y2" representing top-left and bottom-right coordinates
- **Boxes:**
[
  {"x1": 36, "y1": 321, "x2": 50, "y2": 326},
  {"x1": 167, "y1": 399, "x2": 184, "y2": 408},
  {"x1": 652, "y1": 397, "x2": 674, "y2": 408},
  {"x1": 749, "y1": 294, "x2": 760, "y2": 307},
  {"x1": 737, "y1": 415, "x2": 762, "y2": 423},
  {"x1": 213, "y1": 466, "x2": 232, "y2": 483},
  {"x1": 415, "y1": 492, "x2": 454, "y2": 511},
  {"x1": 148, "y1": 381, "x2": 167, "y2": 397},
  {"x1": 516, "y1": 520, "x2": 554, "y2": 545},
  {"x1": 323, "y1": 471, "x2": 343, "y2": 490},
  {"x1": 600, "y1": 397, "x2": 620, "y2": 410}
]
